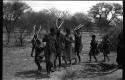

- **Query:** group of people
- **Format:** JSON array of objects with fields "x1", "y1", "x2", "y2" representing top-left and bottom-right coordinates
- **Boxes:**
[
  {"x1": 30, "y1": 26, "x2": 113, "y2": 75},
  {"x1": 89, "y1": 34, "x2": 111, "y2": 62},
  {"x1": 31, "y1": 27, "x2": 82, "y2": 75},
  {"x1": 30, "y1": 24, "x2": 124, "y2": 79}
]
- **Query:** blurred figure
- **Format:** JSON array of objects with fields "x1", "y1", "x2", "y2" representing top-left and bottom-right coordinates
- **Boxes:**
[
  {"x1": 102, "y1": 35, "x2": 110, "y2": 62},
  {"x1": 42, "y1": 27, "x2": 57, "y2": 75},
  {"x1": 89, "y1": 35, "x2": 99, "y2": 62},
  {"x1": 64, "y1": 28, "x2": 77, "y2": 64},
  {"x1": 116, "y1": 31, "x2": 124, "y2": 80},
  {"x1": 31, "y1": 34, "x2": 44, "y2": 72},
  {"x1": 54, "y1": 28, "x2": 67, "y2": 68},
  {"x1": 74, "y1": 30, "x2": 82, "y2": 63}
]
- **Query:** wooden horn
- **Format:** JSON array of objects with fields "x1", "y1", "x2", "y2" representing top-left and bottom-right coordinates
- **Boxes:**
[
  {"x1": 33, "y1": 25, "x2": 36, "y2": 38},
  {"x1": 33, "y1": 25, "x2": 36, "y2": 33},
  {"x1": 37, "y1": 25, "x2": 41, "y2": 38},
  {"x1": 74, "y1": 24, "x2": 84, "y2": 31},
  {"x1": 38, "y1": 25, "x2": 41, "y2": 34},
  {"x1": 74, "y1": 24, "x2": 81, "y2": 31},
  {"x1": 58, "y1": 19, "x2": 64, "y2": 29},
  {"x1": 77, "y1": 24, "x2": 84, "y2": 30},
  {"x1": 56, "y1": 19, "x2": 59, "y2": 29}
]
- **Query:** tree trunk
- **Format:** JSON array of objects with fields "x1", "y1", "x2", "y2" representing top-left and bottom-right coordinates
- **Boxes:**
[
  {"x1": 5, "y1": 24, "x2": 11, "y2": 44},
  {"x1": 19, "y1": 32, "x2": 25, "y2": 46},
  {"x1": 20, "y1": 34, "x2": 23, "y2": 46},
  {"x1": 6, "y1": 31, "x2": 10, "y2": 44}
]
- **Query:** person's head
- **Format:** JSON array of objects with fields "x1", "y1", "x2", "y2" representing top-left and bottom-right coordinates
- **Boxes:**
[
  {"x1": 50, "y1": 27, "x2": 55, "y2": 34},
  {"x1": 56, "y1": 28, "x2": 60, "y2": 34},
  {"x1": 66, "y1": 28, "x2": 70, "y2": 35},
  {"x1": 76, "y1": 29, "x2": 80, "y2": 34},
  {"x1": 34, "y1": 34, "x2": 38, "y2": 39},
  {"x1": 92, "y1": 35, "x2": 96, "y2": 40},
  {"x1": 103, "y1": 35, "x2": 108, "y2": 40},
  {"x1": 58, "y1": 18, "x2": 61, "y2": 21}
]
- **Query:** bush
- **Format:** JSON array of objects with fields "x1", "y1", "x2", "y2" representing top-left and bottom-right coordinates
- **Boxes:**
[{"x1": 106, "y1": 21, "x2": 123, "y2": 51}]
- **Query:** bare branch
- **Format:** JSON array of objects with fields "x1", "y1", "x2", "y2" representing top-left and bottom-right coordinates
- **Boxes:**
[{"x1": 56, "y1": 19, "x2": 58, "y2": 28}]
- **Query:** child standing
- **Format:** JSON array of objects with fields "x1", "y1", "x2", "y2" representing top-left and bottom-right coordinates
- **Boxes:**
[{"x1": 89, "y1": 35, "x2": 99, "y2": 62}]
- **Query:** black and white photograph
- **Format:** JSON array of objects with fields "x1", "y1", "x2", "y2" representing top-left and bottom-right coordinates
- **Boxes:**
[{"x1": 3, "y1": 0, "x2": 124, "y2": 80}]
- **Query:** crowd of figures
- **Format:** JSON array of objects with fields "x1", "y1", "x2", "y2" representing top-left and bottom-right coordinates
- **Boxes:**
[
  {"x1": 31, "y1": 27, "x2": 82, "y2": 75},
  {"x1": 31, "y1": 29, "x2": 112, "y2": 75},
  {"x1": 30, "y1": 18, "x2": 124, "y2": 79}
]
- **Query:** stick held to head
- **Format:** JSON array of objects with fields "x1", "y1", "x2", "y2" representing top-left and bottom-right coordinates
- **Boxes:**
[
  {"x1": 56, "y1": 18, "x2": 64, "y2": 29},
  {"x1": 74, "y1": 24, "x2": 84, "y2": 31}
]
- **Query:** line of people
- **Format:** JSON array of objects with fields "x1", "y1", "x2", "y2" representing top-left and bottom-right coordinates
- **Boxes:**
[
  {"x1": 31, "y1": 27, "x2": 112, "y2": 75},
  {"x1": 89, "y1": 35, "x2": 111, "y2": 62},
  {"x1": 31, "y1": 27, "x2": 83, "y2": 75}
]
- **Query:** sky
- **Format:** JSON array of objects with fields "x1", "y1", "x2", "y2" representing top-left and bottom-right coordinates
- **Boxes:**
[{"x1": 21, "y1": 1, "x2": 123, "y2": 14}]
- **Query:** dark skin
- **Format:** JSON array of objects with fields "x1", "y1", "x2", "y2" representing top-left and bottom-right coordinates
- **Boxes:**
[
  {"x1": 102, "y1": 37, "x2": 110, "y2": 62},
  {"x1": 54, "y1": 29, "x2": 62, "y2": 68},
  {"x1": 54, "y1": 29, "x2": 67, "y2": 68},
  {"x1": 31, "y1": 36, "x2": 43, "y2": 71},
  {"x1": 116, "y1": 32, "x2": 125, "y2": 80},
  {"x1": 74, "y1": 30, "x2": 81, "y2": 63},
  {"x1": 103, "y1": 53, "x2": 110, "y2": 62},
  {"x1": 89, "y1": 36, "x2": 98, "y2": 62},
  {"x1": 43, "y1": 28, "x2": 57, "y2": 75},
  {"x1": 65, "y1": 29, "x2": 77, "y2": 65}
]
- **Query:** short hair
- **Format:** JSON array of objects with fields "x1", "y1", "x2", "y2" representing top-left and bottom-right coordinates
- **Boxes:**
[
  {"x1": 92, "y1": 35, "x2": 96, "y2": 38},
  {"x1": 58, "y1": 18, "x2": 61, "y2": 21},
  {"x1": 50, "y1": 27, "x2": 55, "y2": 33},
  {"x1": 34, "y1": 34, "x2": 38, "y2": 39},
  {"x1": 66, "y1": 28, "x2": 70, "y2": 33}
]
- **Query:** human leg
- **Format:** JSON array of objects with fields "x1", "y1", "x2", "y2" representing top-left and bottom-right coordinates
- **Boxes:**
[
  {"x1": 35, "y1": 57, "x2": 42, "y2": 71},
  {"x1": 77, "y1": 52, "x2": 81, "y2": 63},
  {"x1": 93, "y1": 55, "x2": 97, "y2": 62}
]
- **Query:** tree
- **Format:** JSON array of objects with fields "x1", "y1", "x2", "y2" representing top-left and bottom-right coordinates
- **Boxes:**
[
  {"x1": 73, "y1": 12, "x2": 94, "y2": 31},
  {"x1": 3, "y1": 1, "x2": 30, "y2": 44},
  {"x1": 106, "y1": 19, "x2": 123, "y2": 51},
  {"x1": 88, "y1": 2, "x2": 123, "y2": 30},
  {"x1": 3, "y1": 2, "x2": 14, "y2": 44},
  {"x1": 14, "y1": 15, "x2": 29, "y2": 46}
]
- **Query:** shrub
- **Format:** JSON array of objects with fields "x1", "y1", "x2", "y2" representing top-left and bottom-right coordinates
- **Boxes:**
[{"x1": 105, "y1": 20, "x2": 123, "y2": 51}]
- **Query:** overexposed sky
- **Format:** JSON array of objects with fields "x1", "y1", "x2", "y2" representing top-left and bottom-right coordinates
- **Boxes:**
[
  {"x1": 3, "y1": 0, "x2": 123, "y2": 14},
  {"x1": 22, "y1": 1, "x2": 123, "y2": 14}
]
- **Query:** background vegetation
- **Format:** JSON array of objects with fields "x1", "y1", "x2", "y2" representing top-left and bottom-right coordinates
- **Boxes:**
[{"x1": 3, "y1": 1, "x2": 123, "y2": 51}]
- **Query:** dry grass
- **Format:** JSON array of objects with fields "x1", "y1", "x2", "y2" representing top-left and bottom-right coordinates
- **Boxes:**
[{"x1": 3, "y1": 31, "x2": 121, "y2": 80}]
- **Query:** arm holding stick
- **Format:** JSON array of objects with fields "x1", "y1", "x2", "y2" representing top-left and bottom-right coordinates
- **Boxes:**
[
  {"x1": 32, "y1": 25, "x2": 36, "y2": 38},
  {"x1": 37, "y1": 25, "x2": 41, "y2": 38},
  {"x1": 56, "y1": 18, "x2": 64, "y2": 29}
]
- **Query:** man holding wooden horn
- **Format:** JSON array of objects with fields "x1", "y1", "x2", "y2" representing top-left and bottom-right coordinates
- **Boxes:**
[
  {"x1": 54, "y1": 18, "x2": 67, "y2": 68},
  {"x1": 31, "y1": 25, "x2": 44, "y2": 72},
  {"x1": 74, "y1": 24, "x2": 84, "y2": 63}
]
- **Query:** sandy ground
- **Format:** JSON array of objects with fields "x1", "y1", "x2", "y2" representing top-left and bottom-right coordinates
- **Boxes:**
[
  {"x1": 3, "y1": 46, "x2": 123, "y2": 80},
  {"x1": 3, "y1": 32, "x2": 123, "y2": 80}
]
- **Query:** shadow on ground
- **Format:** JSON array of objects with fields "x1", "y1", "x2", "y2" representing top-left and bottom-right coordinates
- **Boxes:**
[
  {"x1": 116, "y1": 78, "x2": 122, "y2": 80},
  {"x1": 15, "y1": 69, "x2": 49, "y2": 79},
  {"x1": 80, "y1": 60, "x2": 109, "y2": 64}
]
